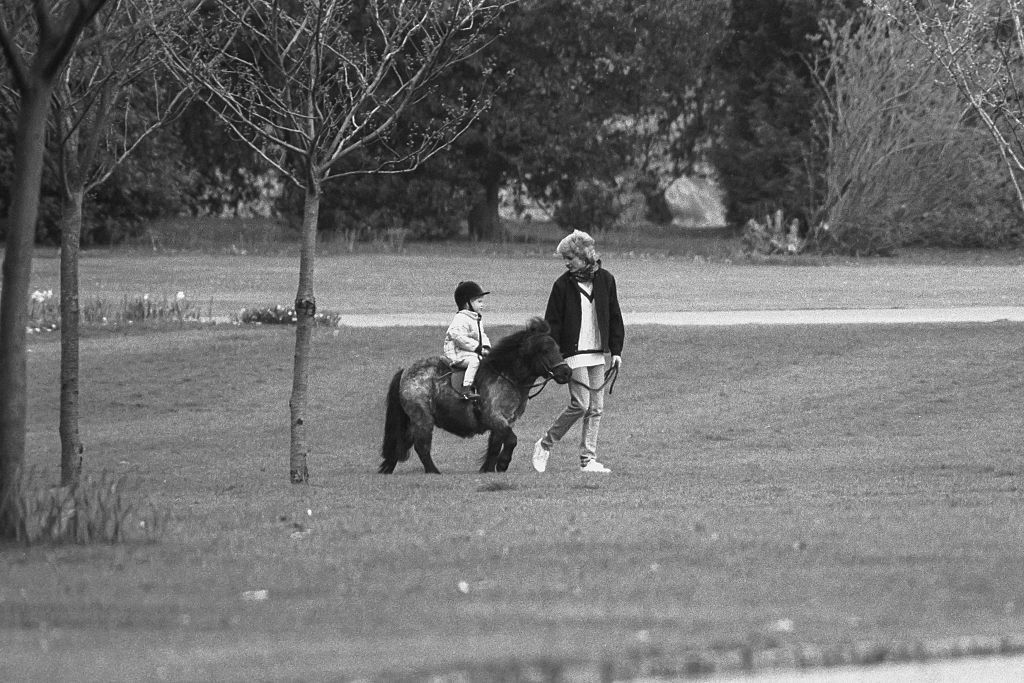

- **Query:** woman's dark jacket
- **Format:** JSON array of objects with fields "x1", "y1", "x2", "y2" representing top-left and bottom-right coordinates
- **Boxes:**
[{"x1": 543, "y1": 266, "x2": 624, "y2": 360}]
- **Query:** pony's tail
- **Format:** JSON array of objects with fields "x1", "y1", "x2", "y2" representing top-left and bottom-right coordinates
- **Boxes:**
[{"x1": 379, "y1": 369, "x2": 412, "y2": 473}]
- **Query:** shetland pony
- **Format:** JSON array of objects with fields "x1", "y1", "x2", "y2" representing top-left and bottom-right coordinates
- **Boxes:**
[{"x1": 380, "y1": 318, "x2": 570, "y2": 473}]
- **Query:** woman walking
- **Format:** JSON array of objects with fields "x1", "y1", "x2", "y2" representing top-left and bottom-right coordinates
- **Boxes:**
[{"x1": 532, "y1": 229, "x2": 624, "y2": 473}]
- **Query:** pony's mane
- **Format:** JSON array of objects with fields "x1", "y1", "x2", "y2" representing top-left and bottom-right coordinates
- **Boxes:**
[{"x1": 485, "y1": 317, "x2": 550, "y2": 371}]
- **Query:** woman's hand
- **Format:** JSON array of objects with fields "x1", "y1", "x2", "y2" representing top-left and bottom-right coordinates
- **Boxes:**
[{"x1": 611, "y1": 355, "x2": 622, "y2": 369}]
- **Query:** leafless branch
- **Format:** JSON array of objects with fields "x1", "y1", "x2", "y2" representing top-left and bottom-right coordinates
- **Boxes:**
[
  {"x1": 873, "y1": 0, "x2": 1024, "y2": 215},
  {"x1": 147, "y1": 0, "x2": 516, "y2": 189},
  {"x1": 0, "y1": 12, "x2": 30, "y2": 92}
]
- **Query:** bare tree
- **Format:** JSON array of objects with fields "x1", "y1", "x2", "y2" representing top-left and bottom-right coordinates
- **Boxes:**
[
  {"x1": 811, "y1": 11, "x2": 991, "y2": 253},
  {"x1": 872, "y1": 0, "x2": 1024, "y2": 217},
  {"x1": 0, "y1": 0, "x2": 110, "y2": 536},
  {"x1": 49, "y1": 0, "x2": 191, "y2": 485},
  {"x1": 148, "y1": 0, "x2": 516, "y2": 483}
]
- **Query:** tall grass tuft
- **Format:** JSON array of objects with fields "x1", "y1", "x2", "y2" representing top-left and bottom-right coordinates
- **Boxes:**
[{"x1": 5, "y1": 468, "x2": 165, "y2": 545}]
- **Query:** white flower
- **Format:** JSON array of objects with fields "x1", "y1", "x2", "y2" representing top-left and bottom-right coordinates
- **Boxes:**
[{"x1": 176, "y1": 291, "x2": 186, "y2": 302}]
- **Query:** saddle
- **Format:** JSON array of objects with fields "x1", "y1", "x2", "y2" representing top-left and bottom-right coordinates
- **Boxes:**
[{"x1": 445, "y1": 358, "x2": 470, "y2": 392}]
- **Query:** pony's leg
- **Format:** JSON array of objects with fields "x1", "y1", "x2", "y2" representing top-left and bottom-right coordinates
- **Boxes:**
[
  {"x1": 496, "y1": 429, "x2": 518, "y2": 472},
  {"x1": 483, "y1": 430, "x2": 507, "y2": 473},
  {"x1": 411, "y1": 426, "x2": 441, "y2": 474}
]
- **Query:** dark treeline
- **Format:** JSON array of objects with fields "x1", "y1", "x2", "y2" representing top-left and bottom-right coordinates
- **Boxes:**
[{"x1": 1, "y1": 0, "x2": 1019, "y2": 252}]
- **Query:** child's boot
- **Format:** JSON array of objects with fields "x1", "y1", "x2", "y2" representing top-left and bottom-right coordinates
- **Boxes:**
[{"x1": 460, "y1": 385, "x2": 480, "y2": 400}]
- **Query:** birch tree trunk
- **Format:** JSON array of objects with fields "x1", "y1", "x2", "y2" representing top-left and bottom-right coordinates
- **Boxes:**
[
  {"x1": 59, "y1": 183, "x2": 85, "y2": 486},
  {"x1": 288, "y1": 184, "x2": 321, "y2": 484}
]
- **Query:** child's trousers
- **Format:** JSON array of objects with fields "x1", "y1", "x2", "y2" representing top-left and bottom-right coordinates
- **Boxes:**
[{"x1": 447, "y1": 351, "x2": 481, "y2": 387}]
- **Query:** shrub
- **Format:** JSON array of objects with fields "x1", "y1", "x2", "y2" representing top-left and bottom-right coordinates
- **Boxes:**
[
  {"x1": 235, "y1": 304, "x2": 342, "y2": 327},
  {"x1": 554, "y1": 180, "x2": 621, "y2": 233},
  {"x1": 119, "y1": 293, "x2": 205, "y2": 325},
  {"x1": 811, "y1": 12, "x2": 1022, "y2": 253},
  {"x1": 27, "y1": 289, "x2": 59, "y2": 333},
  {"x1": 308, "y1": 158, "x2": 468, "y2": 243},
  {"x1": 742, "y1": 209, "x2": 814, "y2": 256}
]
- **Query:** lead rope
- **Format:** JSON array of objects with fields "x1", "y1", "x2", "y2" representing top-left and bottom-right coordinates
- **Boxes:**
[
  {"x1": 568, "y1": 364, "x2": 618, "y2": 395},
  {"x1": 528, "y1": 376, "x2": 554, "y2": 399},
  {"x1": 533, "y1": 364, "x2": 619, "y2": 399}
]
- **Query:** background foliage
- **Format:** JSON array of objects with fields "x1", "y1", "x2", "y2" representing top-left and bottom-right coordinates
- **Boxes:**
[
  {"x1": 813, "y1": 10, "x2": 1021, "y2": 253},
  {"x1": 1, "y1": 1, "x2": 1021, "y2": 253}
]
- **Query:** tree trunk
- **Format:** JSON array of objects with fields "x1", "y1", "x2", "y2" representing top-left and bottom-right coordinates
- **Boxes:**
[
  {"x1": 55, "y1": 80, "x2": 87, "y2": 487},
  {"x1": 289, "y1": 184, "x2": 321, "y2": 484},
  {"x1": 0, "y1": 85, "x2": 53, "y2": 535},
  {"x1": 59, "y1": 188, "x2": 85, "y2": 486},
  {"x1": 468, "y1": 173, "x2": 502, "y2": 241}
]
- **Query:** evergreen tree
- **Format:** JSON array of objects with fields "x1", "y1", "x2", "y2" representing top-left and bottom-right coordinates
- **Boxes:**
[{"x1": 712, "y1": 0, "x2": 859, "y2": 227}]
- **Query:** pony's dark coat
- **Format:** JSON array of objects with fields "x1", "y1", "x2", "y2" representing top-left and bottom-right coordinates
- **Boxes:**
[{"x1": 380, "y1": 318, "x2": 570, "y2": 474}]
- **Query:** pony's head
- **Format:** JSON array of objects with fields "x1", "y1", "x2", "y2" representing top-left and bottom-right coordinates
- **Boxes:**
[{"x1": 486, "y1": 317, "x2": 570, "y2": 384}]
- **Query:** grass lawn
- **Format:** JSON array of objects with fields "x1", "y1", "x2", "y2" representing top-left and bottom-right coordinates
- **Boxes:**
[
  {"x1": 22, "y1": 244, "x2": 1024, "y2": 321},
  {"x1": 2, "y1": 317, "x2": 1024, "y2": 681}
]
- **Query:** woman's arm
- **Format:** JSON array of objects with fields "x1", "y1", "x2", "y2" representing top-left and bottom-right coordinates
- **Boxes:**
[
  {"x1": 544, "y1": 277, "x2": 565, "y2": 342},
  {"x1": 607, "y1": 274, "x2": 624, "y2": 356}
]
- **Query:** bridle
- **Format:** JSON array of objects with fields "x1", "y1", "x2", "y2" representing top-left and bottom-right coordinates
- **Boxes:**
[
  {"x1": 524, "y1": 357, "x2": 571, "y2": 399},
  {"x1": 486, "y1": 354, "x2": 569, "y2": 399}
]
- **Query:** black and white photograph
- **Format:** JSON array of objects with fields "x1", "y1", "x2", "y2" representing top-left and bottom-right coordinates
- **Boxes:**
[{"x1": 2, "y1": 1, "x2": 1024, "y2": 681}]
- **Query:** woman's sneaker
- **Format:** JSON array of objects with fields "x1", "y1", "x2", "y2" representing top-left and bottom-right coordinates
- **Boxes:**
[
  {"x1": 532, "y1": 439, "x2": 550, "y2": 472},
  {"x1": 580, "y1": 460, "x2": 611, "y2": 473}
]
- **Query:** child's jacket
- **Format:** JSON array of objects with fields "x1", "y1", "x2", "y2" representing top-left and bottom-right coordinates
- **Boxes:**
[{"x1": 444, "y1": 309, "x2": 491, "y2": 359}]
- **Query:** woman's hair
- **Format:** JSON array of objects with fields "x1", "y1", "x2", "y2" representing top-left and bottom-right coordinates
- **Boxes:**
[{"x1": 555, "y1": 229, "x2": 598, "y2": 263}]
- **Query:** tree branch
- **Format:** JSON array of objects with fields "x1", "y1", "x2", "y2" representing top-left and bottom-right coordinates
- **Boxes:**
[
  {"x1": 0, "y1": 13, "x2": 30, "y2": 93},
  {"x1": 42, "y1": 0, "x2": 110, "y2": 80}
]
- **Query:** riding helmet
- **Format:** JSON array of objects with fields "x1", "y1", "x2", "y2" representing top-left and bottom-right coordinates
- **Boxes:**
[{"x1": 454, "y1": 281, "x2": 489, "y2": 309}]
